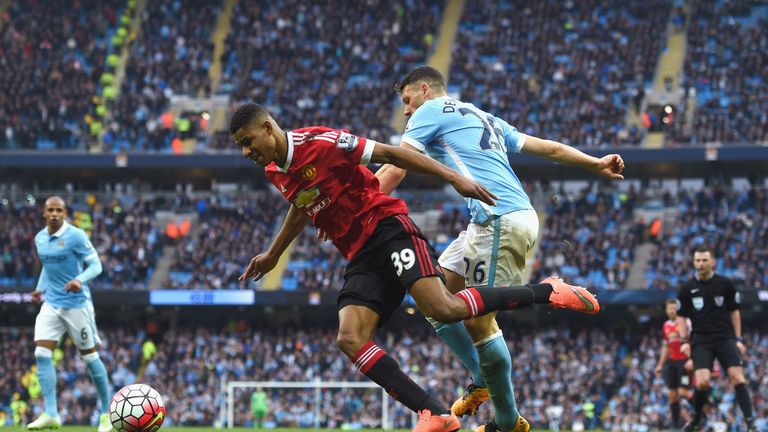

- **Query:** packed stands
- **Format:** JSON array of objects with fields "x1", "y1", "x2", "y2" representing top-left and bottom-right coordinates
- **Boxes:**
[
  {"x1": 103, "y1": 0, "x2": 220, "y2": 152},
  {"x1": 212, "y1": 0, "x2": 444, "y2": 150},
  {"x1": 532, "y1": 186, "x2": 640, "y2": 290},
  {"x1": 669, "y1": 0, "x2": 768, "y2": 146},
  {"x1": 2, "y1": 322, "x2": 766, "y2": 428},
  {"x1": 0, "y1": 0, "x2": 124, "y2": 150},
  {"x1": 449, "y1": 0, "x2": 669, "y2": 148},
  {"x1": 646, "y1": 186, "x2": 768, "y2": 290},
  {"x1": 165, "y1": 194, "x2": 287, "y2": 290}
]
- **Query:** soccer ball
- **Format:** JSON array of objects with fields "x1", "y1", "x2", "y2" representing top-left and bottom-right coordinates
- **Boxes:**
[{"x1": 109, "y1": 383, "x2": 166, "y2": 432}]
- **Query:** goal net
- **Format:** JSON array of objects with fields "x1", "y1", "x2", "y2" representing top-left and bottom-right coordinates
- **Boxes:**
[{"x1": 223, "y1": 380, "x2": 417, "y2": 429}]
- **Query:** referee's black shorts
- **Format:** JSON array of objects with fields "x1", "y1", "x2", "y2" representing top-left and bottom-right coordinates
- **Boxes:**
[
  {"x1": 692, "y1": 338, "x2": 744, "y2": 371},
  {"x1": 338, "y1": 215, "x2": 444, "y2": 326},
  {"x1": 665, "y1": 359, "x2": 690, "y2": 388}
]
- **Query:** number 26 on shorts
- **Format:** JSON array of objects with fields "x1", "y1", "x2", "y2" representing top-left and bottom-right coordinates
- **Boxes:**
[{"x1": 464, "y1": 258, "x2": 486, "y2": 284}]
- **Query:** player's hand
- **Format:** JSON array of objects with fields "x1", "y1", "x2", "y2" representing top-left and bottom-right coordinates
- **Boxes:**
[
  {"x1": 316, "y1": 228, "x2": 330, "y2": 241},
  {"x1": 449, "y1": 175, "x2": 498, "y2": 206},
  {"x1": 654, "y1": 364, "x2": 663, "y2": 376},
  {"x1": 736, "y1": 341, "x2": 746, "y2": 355},
  {"x1": 239, "y1": 253, "x2": 279, "y2": 282},
  {"x1": 64, "y1": 279, "x2": 82, "y2": 293},
  {"x1": 681, "y1": 342, "x2": 691, "y2": 357},
  {"x1": 592, "y1": 154, "x2": 625, "y2": 179},
  {"x1": 31, "y1": 291, "x2": 43, "y2": 304}
]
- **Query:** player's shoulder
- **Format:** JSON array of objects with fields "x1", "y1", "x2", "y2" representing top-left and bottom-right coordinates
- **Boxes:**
[
  {"x1": 35, "y1": 227, "x2": 48, "y2": 239},
  {"x1": 65, "y1": 224, "x2": 88, "y2": 239},
  {"x1": 290, "y1": 126, "x2": 340, "y2": 144}
]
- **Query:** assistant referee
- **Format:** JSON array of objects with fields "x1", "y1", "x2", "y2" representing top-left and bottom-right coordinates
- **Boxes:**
[{"x1": 677, "y1": 246, "x2": 755, "y2": 432}]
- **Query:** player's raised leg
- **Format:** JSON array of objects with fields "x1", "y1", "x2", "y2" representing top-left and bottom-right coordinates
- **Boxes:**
[{"x1": 336, "y1": 303, "x2": 460, "y2": 432}]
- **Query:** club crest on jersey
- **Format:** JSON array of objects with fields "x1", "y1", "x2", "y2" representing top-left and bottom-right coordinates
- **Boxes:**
[
  {"x1": 336, "y1": 132, "x2": 358, "y2": 152},
  {"x1": 692, "y1": 296, "x2": 704, "y2": 310},
  {"x1": 301, "y1": 165, "x2": 317, "y2": 181},
  {"x1": 58, "y1": 240, "x2": 65, "y2": 248},
  {"x1": 293, "y1": 186, "x2": 321, "y2": 208},
  {"x1": 714, "y1": 296, "x2": 724, "y2": 307}
]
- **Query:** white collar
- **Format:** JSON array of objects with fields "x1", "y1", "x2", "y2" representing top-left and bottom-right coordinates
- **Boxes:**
[
  {"x1": 276, "y1": 132, "x2": 294, "y2": 173},
  {"x1": 49, "y1": 220, "x2": 69, "y2": 238}
]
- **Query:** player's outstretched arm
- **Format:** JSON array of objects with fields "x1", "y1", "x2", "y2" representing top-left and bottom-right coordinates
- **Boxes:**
[
  {"x1": 374, "y1": 142, "x2": 422, "y2": 195},
  {"x1": 370, "y1": 143, "x2": 498, "y2": 206},
  {"x1": 521, "y1": 135, "x2": 625, "y2": 179},
  {"x1": 240, "y1": 205, "x2": 308, "y2": 282}
]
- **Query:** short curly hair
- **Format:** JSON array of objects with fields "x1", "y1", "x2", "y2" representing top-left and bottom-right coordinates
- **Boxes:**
[{"x1": 229, "y1": 103, "x2": 270, "y2": 135}]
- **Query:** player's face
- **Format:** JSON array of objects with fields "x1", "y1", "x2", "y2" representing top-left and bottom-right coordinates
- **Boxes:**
[
  {"x1": 44, "y1": 199, "x2": 67, "y2": 230},
  {"x1": 233, "y1": 122, "x2": 276, "y2": 167},
  {"x1": 693, "y1": 251, "x2": 714, "y2": 275},
  {"x1": 665, "y1": 302, "x2": 677, "y2": 320},
  {"x1": 401, "y1": 83, "x2": 429, "y2": 117}
]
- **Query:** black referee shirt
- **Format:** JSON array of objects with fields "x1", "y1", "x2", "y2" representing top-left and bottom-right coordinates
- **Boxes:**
[{"x1": 677, "y1": 273, "x2": 740, "y2": 343}]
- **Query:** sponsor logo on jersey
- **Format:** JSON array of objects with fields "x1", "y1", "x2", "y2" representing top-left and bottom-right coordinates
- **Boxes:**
[
  {"x1": 293, "y1": 187, "x2": 321, "y2": 208},
  {"x1": 336, "y1": 132, "x2": 359, "y2": 151},
  {"x1": 714, "y1": 295, "x2": 724, "y2": 307},
  {"x1": 405, "y1": 119, "x2": 414, "y2": 132},
  {"x1": 307, "y1": 197, "x2": 331, "y2": 216},
  {"x1": 692, "y1": 296, "x2": 704, "y2": 310},
  {"x1": 301, "y1": 165, "x2": 317, "y2": 181}
]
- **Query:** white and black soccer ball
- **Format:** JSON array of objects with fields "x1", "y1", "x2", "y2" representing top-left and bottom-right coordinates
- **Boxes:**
[{"x1": 109, "y1": 383, "x2": 166, "y2": 432}]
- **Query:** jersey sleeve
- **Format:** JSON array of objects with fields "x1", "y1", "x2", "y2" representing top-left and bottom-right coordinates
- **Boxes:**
[
  {"x1": 725, "y1": 278, "x2": 740, "y2": 311},
  {"x1": 326, "y1": 130, "x2": 376, "y2": 166},
  {"x1": 401, "y1": 103, "x2": 441, "y2": 152},
  {"x1": 497, "y1": 117, "x2": 526, "y2": 154},
  {"x1": 73, "y1": 230, "x2": 99, "y2": 260},
  {"x1": 676, "y1": 283, "x2": 692, "y2": 317}
]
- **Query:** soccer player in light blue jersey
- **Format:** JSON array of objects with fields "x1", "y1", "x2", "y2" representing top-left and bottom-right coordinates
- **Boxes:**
[
  {"x1": 376, "y1": 66, "x2": 625, "y2": 432},
  {"x1": 28, "y1": 196, "x2": 113, "y2": 432}
]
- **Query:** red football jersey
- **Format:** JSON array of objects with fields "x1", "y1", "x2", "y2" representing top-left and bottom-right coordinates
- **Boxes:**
[
  {"x1": 663, "y1": 319, "x2": 690, "y2": 361},
  {"x1": 265, "y1": 126, "x2": 409, "y2": 259}
]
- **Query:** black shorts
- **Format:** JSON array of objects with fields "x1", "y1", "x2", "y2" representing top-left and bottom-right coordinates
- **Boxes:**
[
  {"x1": 665, "y1": 359, "x2": 690, "y2": 389},
  {"x1": 337, "y1": 214, "x2": 444, "y2": 325},
  {"x1": 692, "y1": 338, "x2": 743, "y2": 370}
]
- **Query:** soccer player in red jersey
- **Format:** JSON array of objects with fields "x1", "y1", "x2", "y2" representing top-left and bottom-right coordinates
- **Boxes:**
[
  {"x1": 230, "y1": 103, "x2": 598, "y2": 432},
  {"x1": 654, "y1": 299, "x2": 692, "y2": 428}
]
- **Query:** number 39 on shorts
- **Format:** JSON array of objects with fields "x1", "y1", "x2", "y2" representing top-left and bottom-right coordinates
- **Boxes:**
[{"x1": 390, "y1": 248, "x2": 416, "y2": 276}]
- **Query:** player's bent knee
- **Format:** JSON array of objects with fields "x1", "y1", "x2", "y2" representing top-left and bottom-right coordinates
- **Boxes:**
[
  {"x1": 335, "y1": 331, "x2": 366, "y2": 356},
  {"x1": 35, "y1": 346, "x2": 53, "y2": 358}
]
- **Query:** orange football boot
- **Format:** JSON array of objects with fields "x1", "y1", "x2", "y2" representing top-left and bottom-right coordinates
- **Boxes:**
[
  {"x1": 541, "y1": 276, "x2": 600, "y2": 314},
  {"x1": 412, "y1": 409, "x2": 461, "y2": 432}
]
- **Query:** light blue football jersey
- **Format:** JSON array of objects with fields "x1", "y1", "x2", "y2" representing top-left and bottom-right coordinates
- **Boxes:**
[
  {"x1": 35, "y1": 221, "x2": 98, "y2": 308},
  {"x1": 402, "y1": 96, "x2": 533, "y2": 224}
]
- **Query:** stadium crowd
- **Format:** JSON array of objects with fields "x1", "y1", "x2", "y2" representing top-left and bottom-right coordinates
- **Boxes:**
[
  {"x1": 103, "y1": 0, "x2": 220, "y2": 152},
  {"x1": 449, "y1": 0, "x2": 668, "y2": 148},
  {"x1": 0, "y1": 196, "x2": 161, "y2": 290},
  {"x1": 669, "y1": 0, "x2": 768, "y2": 146},
  {"x1": 646, "y1": 186, "x2": 768, "y2": 290},
  {"x1": 209, "y1": 0, "x2": 443, "y2": 150},
  {"x1": 0, "y1": 0, "x2": 123, "y2": 150},
  {"x1": 165, "y1": 194, "x2": 286, "y2": 290},
  {"x1": 531, "y1": 186, "x2": 640, "y2": 290},
  {"x1": 2, "y1": 320, "x2": 766, "y2": 429}
]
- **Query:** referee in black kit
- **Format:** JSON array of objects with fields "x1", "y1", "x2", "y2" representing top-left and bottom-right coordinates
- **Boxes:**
[{"x1": 677, "y1": 246, "x2": 755, "y2": 432}]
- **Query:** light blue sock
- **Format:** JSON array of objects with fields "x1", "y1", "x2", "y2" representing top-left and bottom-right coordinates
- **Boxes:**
[
  {"x1": 84, "y1": 353, "x2": 111, "y2": 413},
  {"x1": 477, "y1": 333, "x2": 519, "y2": 430},
  {"x1": 428, "y1": 318, "x2": 485, "y2": 387},
  {"x1": 35, "y1": 349, "x2": 58, "y2": 418}
]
